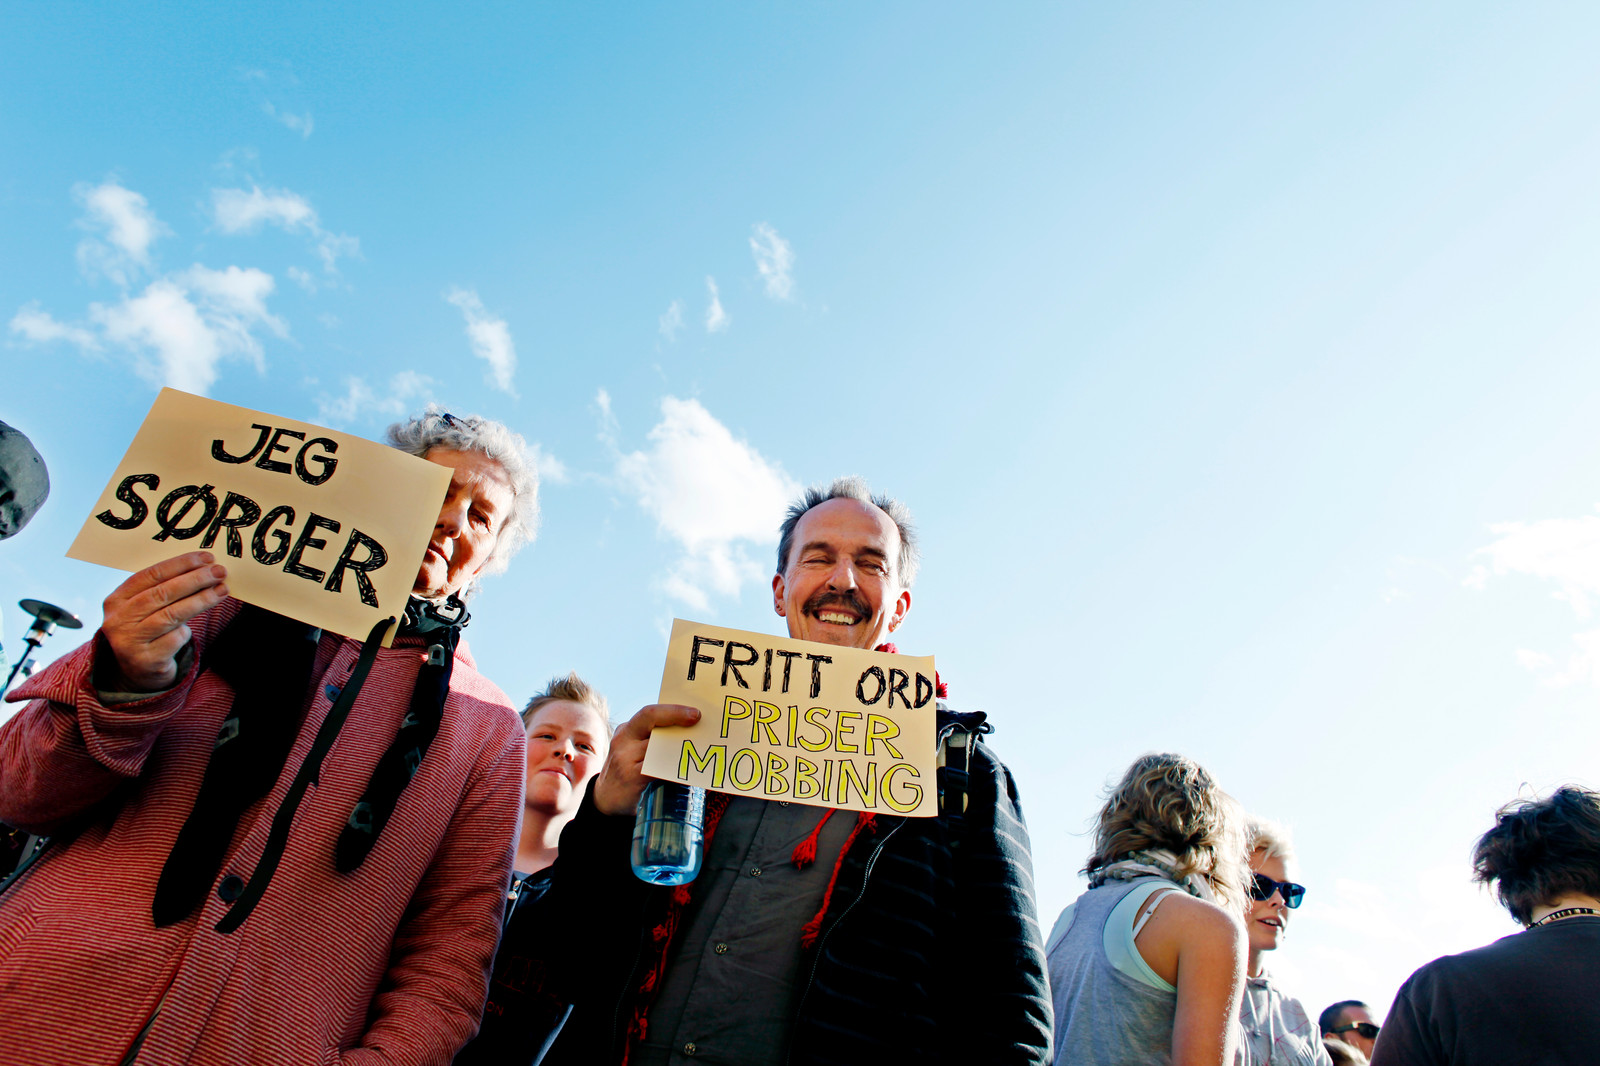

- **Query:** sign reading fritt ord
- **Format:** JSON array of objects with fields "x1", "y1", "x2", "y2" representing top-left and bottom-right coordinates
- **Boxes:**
[
  {"x1": 67, "y1": 388, "x2": 451, "y2": 646},
  {"x1": 641, "y1": 619, "x2": 939, "y2": 817}
]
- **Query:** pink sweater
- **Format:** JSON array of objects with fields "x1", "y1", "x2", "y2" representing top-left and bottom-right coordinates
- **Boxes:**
[{"x1": 0, "y1": 599, "x2": 526, "y2": 1065}]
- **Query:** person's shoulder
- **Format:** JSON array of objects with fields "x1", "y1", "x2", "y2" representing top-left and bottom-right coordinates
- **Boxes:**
[{"x1": 1161, "y1": 891, "x2": 1244, "y2": 946}]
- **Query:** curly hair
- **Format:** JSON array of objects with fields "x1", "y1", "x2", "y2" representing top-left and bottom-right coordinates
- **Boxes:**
[
  {"x1": 386, "y1": 405, "x2": 539, "y2": 597},
  {"x1": 1084, "y1": 752, "x2": 1250, "y2": 915},
  {"x1": 1472, "y1": 785, "x2": 1600, "y2": 926}
]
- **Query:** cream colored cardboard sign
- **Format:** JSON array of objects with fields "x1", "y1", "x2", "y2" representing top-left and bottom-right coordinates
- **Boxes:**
[
  {"x1": 641, "y1": 619, "x2": 939, "y2": 817},
  {"x1": 67, "y1": 388, "x2": 451, "y2": 646}
]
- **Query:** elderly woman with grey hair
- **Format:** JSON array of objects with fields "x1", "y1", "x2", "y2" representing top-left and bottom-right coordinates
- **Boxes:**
[
  {"x1": 0, "y1": 406, "x2": 539, "y2": 1065},
  {"x1": 1237, "y1": 819, "x2": 1332, "y2": 1066}
]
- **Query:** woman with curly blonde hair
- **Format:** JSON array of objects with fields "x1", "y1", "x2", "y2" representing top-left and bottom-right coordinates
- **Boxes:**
[{"x1": 1047, "y1": 752, "x2": 1250, "y2": 1066}]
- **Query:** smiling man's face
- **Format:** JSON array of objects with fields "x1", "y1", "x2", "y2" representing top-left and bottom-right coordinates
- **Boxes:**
[{"x1": 772, "y1": 497, "x2": 911, "y2": 650}]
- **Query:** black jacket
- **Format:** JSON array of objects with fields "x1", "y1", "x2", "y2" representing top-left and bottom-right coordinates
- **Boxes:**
[{"x1": 478, "y1": 707, "x2": 1051, "y2": 1066}]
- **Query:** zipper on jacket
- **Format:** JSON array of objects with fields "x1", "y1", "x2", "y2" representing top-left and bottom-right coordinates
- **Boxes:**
[{"x1": 783, "y1": 817, "x2": 906, "y2": 1066}]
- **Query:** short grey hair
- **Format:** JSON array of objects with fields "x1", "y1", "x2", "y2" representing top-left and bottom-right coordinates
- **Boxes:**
[
  {"x1": 775, "y1": 476, "x2": 919, "y2": 587},
  {"x1": 1246, "y1": 817, "x2": 1296, "y2": 864},
  {"x1": 386, "y1": 405, "x2": 539, "y2": 595}
]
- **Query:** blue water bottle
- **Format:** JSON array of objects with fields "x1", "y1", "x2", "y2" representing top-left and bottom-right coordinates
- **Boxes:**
[{"x1": 631, "y1": 780, "x2": 706, "y2": 885}]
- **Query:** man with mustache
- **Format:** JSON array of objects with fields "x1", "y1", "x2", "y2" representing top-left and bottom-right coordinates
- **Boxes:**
[{"x1": 509, "y1": 477, "x2": 1050, "y2": 1065}]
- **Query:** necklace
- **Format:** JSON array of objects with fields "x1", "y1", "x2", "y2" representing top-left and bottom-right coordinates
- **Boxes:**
[{"x1": 1530, "y1": 907, "x2": 1599, "y2": 928}]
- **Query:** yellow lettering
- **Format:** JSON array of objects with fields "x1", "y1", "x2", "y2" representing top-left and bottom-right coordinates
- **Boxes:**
[
  {"x1": 880, "y1": 763, "x2": 923, "y2": 813},
  {"x1": 721, "y1": 695, "x2": 753, "y2": 739},
  {"x1": 864, "y1": 714, "x2": 903, "y2": 759},
  {"x1": 753, "y1": 701, "x2": 782, "y2": 745},
  {"x1": 794, "y1": 756, "x2": 821, "y2": 800},
  {"x1": 837, "y1": 759, "x2": 877, "y2": 808},
  {"x1": 764, "y1": 752, "x2": 789, "y2": 795},
  {"x1": 835, "y1": 710, "x2": 862, "y2": 754},
  {"x1": 729, "y1": 748, "x2": 762, "y2": 791},
  {"x1": 678, "y1": 740, "x2": 727, "y2": 789},
  {"x1": 786, "y1": 704, "x2": 799, "y2": 747},
  {"x1": 798, "y1": 707, "x2": 832, "y2": 752}
]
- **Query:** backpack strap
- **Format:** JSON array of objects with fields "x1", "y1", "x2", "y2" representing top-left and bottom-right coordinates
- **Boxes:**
[{"x1": 937, "y1": 726, "x2": 972, "y2": 817}]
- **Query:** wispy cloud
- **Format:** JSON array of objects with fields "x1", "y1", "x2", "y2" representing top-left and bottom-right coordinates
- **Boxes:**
[
  {"x1": 659, "y1": 299, "x2": 684, "y2": 342},
  {"x1": 444, "y1": 287, "x2": 519, "y2": 397},
  {"x1": 317, "y1": 370, "x2": 437, "y2": 424},
  {"x1": 611, "y1": 396, "x2": 799, "y2": 611},
  {"x1": 209, "y1": 185, "x2": 358, "y2": 273},
  {"x1": 262, "y1": 101, "x2": 314, "y2": 138},
  {"x1": 9, "y1": 302, "x2": 100, "y2": 351},
  {"x1": 74, "y1": 180, "x2": 169, "y2": 286},
  {"x1": 1469, "y1": 510, "x2": 1600, "y2": 685},
  {"x1": 704, "y1": 276, "x2": 728, "y2": 333},
  {"x1": 750, "y1": 222, "x2": 795, "y2": 300}
]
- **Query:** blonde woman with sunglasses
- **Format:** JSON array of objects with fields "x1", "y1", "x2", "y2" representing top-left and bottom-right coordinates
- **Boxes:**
[{"x1": 1238, "y1": 819, "x2": 1331, "y2": 1065}]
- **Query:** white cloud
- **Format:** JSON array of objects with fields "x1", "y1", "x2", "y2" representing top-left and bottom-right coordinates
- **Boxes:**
[
  {"x1": 534, "y1": 446, "x2": 569, "y2": 485},
  {"x1": 659, "y1": 299, "x2": 684, "y2": 341},
  {"x1": 1469, "y1": 509, "x2": 1600, "y2": 687},
  {"x1": 317, "y1": 369, "x2": 437, "y2": 424},
  {"x1": 704, "y1": 276, "x2": 728, "y2": 333},
  {"x1": 749, "y1": 222, "x2": 795, "y2": 300},
  {"x1": 209, "y1": 185, "x2": 358, "y2": 273},
  {"x1": 89, "y1": 265, "x2": 287, "y2": 395},
  {"x1": 287, "y1": 266, "x2": 318, "y2": 293},
  {"x1": 444, "y1": 287, "x2": 519, "y2": 396},
  {"x1": 74, "y1": 180, "x2": 169, "y2": 286},
  {"x1": 9, "y1": 302, "x2": 99, "y2": 350},
  {"x1": 613, "y1": 396, "x2": 799, "y2": 610},
  {"x1": 262, "y1": 101, "x2": 314, "y2": 138}
]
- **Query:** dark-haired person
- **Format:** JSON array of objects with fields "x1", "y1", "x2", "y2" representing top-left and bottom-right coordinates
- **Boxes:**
[
  {"x1": 538, "y1": 477, "x2": 1050, "y2": 1065},
  {"x1": 1318, "y1": 1002, "x2": 1379, "y2": 1060},
  {"x1": 0, "y1": 408, "x2": 538, "y2": 1065},
  {"x1": 1237, "y1": 819, "x2": 1331, "y2": 1066},
  {"x1": 1047, "y1": 752, "x2": 1250, "y2": 1066},
  {"x1": 1370, "y1": 785, "x2": 1600, "y2": 1066},
  {"x1": 456, "y1": 673, "x2": 612, "y2": 1066}
]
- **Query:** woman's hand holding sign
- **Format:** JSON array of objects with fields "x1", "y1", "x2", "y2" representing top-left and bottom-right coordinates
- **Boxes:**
[
  {"x1": 101, "y1": 550, "x2": 230, "y2": 692},
  {"x1": 593, "y1": 703, "x2": 701, "y2": 816}
]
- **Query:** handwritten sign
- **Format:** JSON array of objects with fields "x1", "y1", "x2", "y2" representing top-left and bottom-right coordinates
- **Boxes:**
[
  {"x1": 641, "y1": 619, "x2": 939, "y2": 817},
  {"x1": 67, "y1": 388, "x2": 451, "y2": 646}
]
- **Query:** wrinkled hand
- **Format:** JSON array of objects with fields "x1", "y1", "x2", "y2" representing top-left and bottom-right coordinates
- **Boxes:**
[
  {"x1": 101, "y1": 551, "x2": 230, "y2": 692},
  {"x1": 592, "y1": 703, "x2": 702, "y2": 816}
]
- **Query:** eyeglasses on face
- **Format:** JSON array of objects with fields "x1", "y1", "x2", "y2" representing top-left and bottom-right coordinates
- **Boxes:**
[
  {"x1": 1249, "y1": 871, "x2": 1306, "y2": 909},
  {"x1": 1331, "y1": 1021, "x2": 1380, "y2": 1040}
]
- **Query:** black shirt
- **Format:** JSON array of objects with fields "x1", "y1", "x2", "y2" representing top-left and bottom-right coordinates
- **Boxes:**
[{"x1": 1371, "y1": 915, "x2": 1600, "y2": 1066}]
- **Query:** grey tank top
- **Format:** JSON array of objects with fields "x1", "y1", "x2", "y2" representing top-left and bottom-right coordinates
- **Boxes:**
[{"x1": 1048, "y1": 876, "x2": 1179, "y2": 1066}]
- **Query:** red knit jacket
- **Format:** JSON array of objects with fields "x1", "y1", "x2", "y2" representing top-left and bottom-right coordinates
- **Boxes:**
[{"x1": 0, "y1": 598, "x2": 526, "y2": 1066}]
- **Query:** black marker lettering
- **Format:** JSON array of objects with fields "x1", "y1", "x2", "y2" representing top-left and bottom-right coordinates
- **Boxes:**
[
  {"x1": 295, "y1": 437, "x2": 339, "y2": 485},
  {"x1": 722, "y1": 641, "x2": 758, "y2": 689},
  {"x1": 152, "y1": 484, "x2": 218, "y2": 542},
  {"x1": 856, "y1": 665, "x2": 886, "y2": 705},
  {"x1": 200, "y1": 491, "x2": 262, "y2": 557},
  {"x1": 252, "y1": 505, "x2": 296, "y2": 565},
  {"x1": 211, "y1": 424, "x2": 272, "y2": 464},
  {"x1": 95, "y1": 473, "x2": 159, "y2": 530},
  {"x1": 763, "y1": 648, "x2": 773, "y2": 691},
  {"x1": 284, "y1": 512, "x2": 340, "y2": 582},
  {"x1": 688, "y1": 636, "x2": 724, "y2": 681},
  {"x1": 324, "y1": 528, "x2": 387, "y2": 607},
  {"x1": 888, "y1": 667, "x2": 911, "y2": 710},
  {"x1": 255, "y1": 427, "x2": 305, "y2": 474},
  {"x1": 775, "y1": 649, "x2": 801, "y2": 693},
  {"x1": 915, "y1": 673, "x2": 934, "y2": 708},
  {"x1": 805, "y1": 653, "x2": 832, "y2": 699}
]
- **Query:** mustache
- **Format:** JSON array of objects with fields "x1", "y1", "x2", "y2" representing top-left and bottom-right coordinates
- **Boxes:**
[{"x1": 802, "y1": 589, "x2": 869, "y2": 618}]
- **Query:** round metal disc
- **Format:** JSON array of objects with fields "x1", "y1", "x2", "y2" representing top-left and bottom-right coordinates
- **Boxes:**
[{"x1": 18, "y1": 599, "x2": 84, "y2": 629}]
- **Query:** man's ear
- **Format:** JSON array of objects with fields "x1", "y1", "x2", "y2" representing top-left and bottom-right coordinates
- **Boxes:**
[
  {"x1": 887, "y1": 587, "x2": 912, "y2": 632},
  {"x1": 772, "y1": 572, "x2": 787, "y2": 617}
]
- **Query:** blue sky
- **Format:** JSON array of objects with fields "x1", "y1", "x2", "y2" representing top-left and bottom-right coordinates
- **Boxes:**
[{"x1": 8, "y1": 1, "x2": 1600, "y2": 1018}]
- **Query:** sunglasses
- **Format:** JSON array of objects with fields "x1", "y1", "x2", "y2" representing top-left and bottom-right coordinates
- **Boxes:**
[
  {"x1": 1250, "y1": 872, "x2": 1306, "y2": 909},
  {"x1": 1331, "y1": 1022, "x2": 1380, "y2": 1040}
]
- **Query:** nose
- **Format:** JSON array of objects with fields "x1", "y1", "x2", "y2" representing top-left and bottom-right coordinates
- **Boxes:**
[
  {"x1": 825, "y1": 558, "x2": 858, "y2": 591},
  {"x1": 436, "y1": 496, "x2": 466, "y2": 539}
]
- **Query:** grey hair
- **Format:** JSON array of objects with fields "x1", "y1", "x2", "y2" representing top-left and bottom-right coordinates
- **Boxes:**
[
  {"x1": 1246, "y1": 817, "x2": 1296, "y2": 864},
  {"x1": 386, "y1": 404, "x2": 539, "y2": 596},
  {"x1": 775, "y1": 476, "x2": 920, "y2": 587}
]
